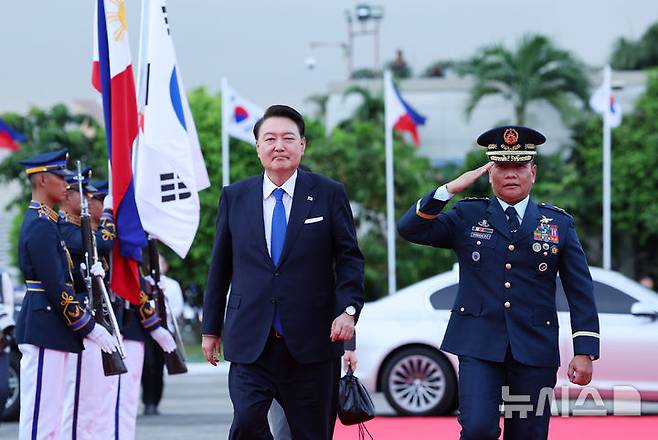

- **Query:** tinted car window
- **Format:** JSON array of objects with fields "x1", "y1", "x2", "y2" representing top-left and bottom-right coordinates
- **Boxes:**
[
  {"x1": 429, "y1": 284, "x2": 459, "y2": 310},
  {"x1": 555, "y1": 278, "x2": 636, "y2": 314}
]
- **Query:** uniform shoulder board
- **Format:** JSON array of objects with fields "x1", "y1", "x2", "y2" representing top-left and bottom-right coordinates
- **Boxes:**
[
  {"x1": 460, "y1": 197, "x2": 488, "y2": 202},
  {"x1": 539, "y1": 202, "x2": 572, "y2": 217}
]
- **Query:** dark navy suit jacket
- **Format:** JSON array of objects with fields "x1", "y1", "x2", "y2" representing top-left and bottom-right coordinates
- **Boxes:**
[
  {"x1": 202, "y1": 170, "x2": 365, "y2": 364},
  {"x1": 398, "y1": 192, "x2": 600, "y2": 368}
]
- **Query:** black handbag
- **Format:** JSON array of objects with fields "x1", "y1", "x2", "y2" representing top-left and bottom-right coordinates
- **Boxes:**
[{"x1": 338, "y1": 367, "x2": 376, "y2": 431}]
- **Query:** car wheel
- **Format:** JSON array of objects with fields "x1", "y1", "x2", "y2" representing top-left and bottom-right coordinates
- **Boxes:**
[
  {"x1": 3, "y1": 348, "x2": 21, "y2": 421},
  {"x1": 381, "y1": 347, "x2": 457, "y2": 416}
]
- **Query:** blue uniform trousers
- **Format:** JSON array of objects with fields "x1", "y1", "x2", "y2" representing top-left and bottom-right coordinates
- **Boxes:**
[{"x1": 458, "y1": 348, "x2": 557, "y2": 440}]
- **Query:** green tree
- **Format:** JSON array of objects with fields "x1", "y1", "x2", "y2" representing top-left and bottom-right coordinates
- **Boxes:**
[
  {"x1": 563, "y1": 69, "x2": 658, "y2": 276},
  {"x1": 611, "y1": 22, "x2": 658, "y2": 70},
  {"x1": 0, "y1": 104, "x2": 107, "y2": 207},
  {"x1": 461, "y1": 34, "x2": 590, "y2": 125},
  {"x1": 339, "y1": 85, "x2": 384, "y2": 130}
]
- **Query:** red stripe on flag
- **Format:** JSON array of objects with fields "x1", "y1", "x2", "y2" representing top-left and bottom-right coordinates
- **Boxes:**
[
  {"x1": 111, "y1": 246, "x2": 140, "y2": 304},
  {"x1": 394, "y1": 114, "x2": 421, "y2": 146},
  {"x1": 91, "y1": 61, "x2": 101, "y2": 92},
  {"x1": 0, "y1": 132, "x2": 20, "y2": 151},
  {"x1": 109, "y1": 65, "x2": 141, "y2": 305}
]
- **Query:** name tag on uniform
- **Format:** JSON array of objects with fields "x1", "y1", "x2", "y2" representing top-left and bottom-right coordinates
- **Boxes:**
[
  {"x1": 304, "y1": 216, "x2": 324, "y2": 224},
  {"x1": 470, "y1": 224, "x2": 493, "y2": 240}
]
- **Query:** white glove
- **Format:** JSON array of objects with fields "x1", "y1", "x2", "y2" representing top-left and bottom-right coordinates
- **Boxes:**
[
  {"x1": 87, "y1": 325, "x2": 118, "y2": 353},
  {"x1": 150, "y1": 327, "x2": 176, "y2": 353},
  {"x1": 103, "y1": 194, "x2": 113, "y2": 211},
  {"x1": 144, "y1": 275, "x2": 155, "y2": 286},
  {"x1": 90, "y1": 261, "x2": 105, "y2": 278}
]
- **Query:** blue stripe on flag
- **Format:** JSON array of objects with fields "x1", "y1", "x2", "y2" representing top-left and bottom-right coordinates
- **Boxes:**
[{"x1": 97, "y1": 0, "x2": 113, "y2": 159}]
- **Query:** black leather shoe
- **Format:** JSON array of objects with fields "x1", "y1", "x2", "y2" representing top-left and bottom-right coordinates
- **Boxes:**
[{"x1": 143, "y1": 404, "x2": 160, "y2": 416}]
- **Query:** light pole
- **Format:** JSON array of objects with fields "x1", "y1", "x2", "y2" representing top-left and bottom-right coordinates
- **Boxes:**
[
  {"x1": 347, "y1": 4, "x2": 384, "y2": 76},
  {"x1": 306, "y1": 4, "x2": 384, "y2": 78}
]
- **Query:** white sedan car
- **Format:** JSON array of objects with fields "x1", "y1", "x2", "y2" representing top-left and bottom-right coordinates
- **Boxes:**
[{"x1": 356, "y1": 265, "x2": 658, "y2": 416}]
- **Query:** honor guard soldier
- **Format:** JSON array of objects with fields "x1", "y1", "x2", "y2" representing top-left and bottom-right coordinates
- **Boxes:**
[
  {"x1": 89, "y1": 180, "x2": 175, "y2": 439},
  {"x1": 398, "y1": 127, "x2": 600, "y2": 440},
  {"x1": 58, "y1": 168, "x2": 120, "y2": 440},
  {"x1": 15, "y1": 150, "x2": 118, "y2": 440}
]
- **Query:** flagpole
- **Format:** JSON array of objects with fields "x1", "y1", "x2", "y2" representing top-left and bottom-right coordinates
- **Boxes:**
[
  {"x1": 221, "y1": 77, "x2": 230, "y2": 187},
  {"x1": 602, "y1": 65, "x2": 612, "y2": 270},
  {"x1": 384, "y1": 70, "x2": 397, "y2": 296}
]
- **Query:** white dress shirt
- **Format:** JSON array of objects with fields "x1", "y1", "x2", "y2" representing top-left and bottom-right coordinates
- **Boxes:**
[
  {"x1": 263, "y1": 171, "x2": 297, "y2": 256},
  {"x1": 433, "y1": 184, "x2": 529, "y2": 223},
  {"x1": 496, "y1": 195, "x2": 529, "y2": 224}
]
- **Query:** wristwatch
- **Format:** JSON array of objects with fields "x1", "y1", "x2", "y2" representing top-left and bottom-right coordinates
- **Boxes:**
[{"x1": 344, "y1": 305, "x2": 356, "y2": 317}]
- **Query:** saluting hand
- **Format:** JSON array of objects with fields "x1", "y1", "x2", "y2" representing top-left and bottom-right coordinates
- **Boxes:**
[
  {"x1": 202, "y1": 335, "x2": 222, "y2": 366},
  {"x1": 446, "y1": 162, "x2": 494, "y2": 194},
  {"x1": 330, "y1": 313, "x2": 355, "y2": 342},
  {"x1": 568, "y1": 355, "x2": 593, "y2": 386}
]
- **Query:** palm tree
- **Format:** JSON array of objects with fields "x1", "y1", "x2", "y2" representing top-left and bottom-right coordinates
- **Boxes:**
[
  {"x1": 461, "y1": 34, "x2": 590, "y2": 125},
  {"x1": 340, "y1": 85, "x2": 384, "y2": 127}
]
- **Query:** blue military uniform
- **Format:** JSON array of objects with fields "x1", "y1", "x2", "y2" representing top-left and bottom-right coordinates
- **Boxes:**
[
  {"x1": 15, "y1": 150, "x2": 99, "y2": 439},
  {"x1": 398, "y1": 126, "x2": 599, "y2": 440},
  {"x1": 16, "y1": 154, "x2": 95, "y2": 352}
]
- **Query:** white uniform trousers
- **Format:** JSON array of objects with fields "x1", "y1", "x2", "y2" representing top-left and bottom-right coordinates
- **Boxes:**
[
  {"x1": 18, "y1": 344, "x2": 71, "y2": 440},
  {"x1": 115, "y1": 340, "x2": 145, "y2": 440},
  {"x1": 59, "y1": 338, "x2": 119, "y2": 440}
]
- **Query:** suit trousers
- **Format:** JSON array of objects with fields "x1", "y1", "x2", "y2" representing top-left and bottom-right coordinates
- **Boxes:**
[
  {"x1": 228, "y1": 332, "x2": 340, "y2": 440},
  {"x1": 141, "y1": 336, "x2": 164, "y2": 407},
  {"x1": 458, "y1": 348, "x2": 558, "y2": 440}
]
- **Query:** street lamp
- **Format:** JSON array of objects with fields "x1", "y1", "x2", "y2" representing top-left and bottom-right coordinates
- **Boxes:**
[
  {"x1": 305, "y1": 4, "x2": 384, "y2": 79},
  {"x1": 346, "y1": 4, "x2": 384, "y2": 76}
]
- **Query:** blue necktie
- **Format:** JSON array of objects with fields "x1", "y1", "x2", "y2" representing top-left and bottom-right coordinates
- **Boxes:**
[
  {"x1": 505, "y1": 206, "x2": 520, "y2": 234},
  {"x1": 271, "y1": 188, "x2": 286, "y2": 335}
]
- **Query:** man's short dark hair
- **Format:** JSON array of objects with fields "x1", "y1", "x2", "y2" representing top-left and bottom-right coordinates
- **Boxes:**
[{"x1": 253, "y1": 105, "x2": 305, "y2": 140}]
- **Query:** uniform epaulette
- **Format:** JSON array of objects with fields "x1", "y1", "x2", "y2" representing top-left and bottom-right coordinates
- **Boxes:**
[
  {"x1": 459, "y1": 197, "x2": 489, "y2": 202},
  {"x1": 29, "y1": 201, "x2": 59, "y2": 223},
  {"x1": 58, "y1": 210, "x2": 81, "y2": 227},
  {"x1": 539, "y1": 203, "x2": 573, "y2": 218}
]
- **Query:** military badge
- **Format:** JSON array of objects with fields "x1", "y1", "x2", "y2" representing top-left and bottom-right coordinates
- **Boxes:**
[
  {"x1": 478, "y1": 219, "x2": 490, "y2": 228},
  {"x1": 538, "y1": 262, "x2": 548, "y2": 272},
  {"x1": 533, "y1": 223, "x2": 559, "y2": 243},
  {"x1": 504, "y1": 128, "x2": 519, "y2": 145},
  {"x1": 471, "y1": 251, "x2": 480, "y2": 262},
  {"x1": 542, "y1": 243, "x2": 550, "y2": 251},
  {"x1": 550, "y1": 245, "x2": 559, "y2": 255},
  {"x1": 540, "y1": 215, "x2": 553, "y2": 224},
  {"x1": 532, "y1": 242, "x2": 542, "y2": 252}
]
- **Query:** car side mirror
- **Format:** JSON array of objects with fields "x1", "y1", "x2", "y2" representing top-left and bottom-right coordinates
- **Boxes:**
[{"x1": 630, "y1": 302, "x2": 658, "y2": 320}]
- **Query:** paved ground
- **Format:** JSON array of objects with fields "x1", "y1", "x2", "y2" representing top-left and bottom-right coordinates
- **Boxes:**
[
  {"x1": 0, "y1": 363, "x2": 395, "y2": 439},
  {"x1": 1, "y1": 363, "x2": 656, "y2": 439}
]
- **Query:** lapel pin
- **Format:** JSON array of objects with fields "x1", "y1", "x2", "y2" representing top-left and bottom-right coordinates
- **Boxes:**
[{"x1": 307, "y1": 196, "x2": 313, "y2": 201}]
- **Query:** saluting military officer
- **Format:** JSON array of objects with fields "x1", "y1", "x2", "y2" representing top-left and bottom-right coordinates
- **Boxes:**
[
  {"x1": 15, "y1": 150, "x2": 118, "y2": 440},
  {"x1": 398, "y1": 127, "x2": 600, "y2": 440},
  {"x1": 57, "y1": 167, "x2": 120, "y2": 440},
  {"x1": 88, "y1": 180, "x2": 175, "y2": 439}
]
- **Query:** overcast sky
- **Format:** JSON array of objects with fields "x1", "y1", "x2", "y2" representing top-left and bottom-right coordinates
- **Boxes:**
[{"x1": 1, "y1": 0, "x2": 656, "y2": 115}]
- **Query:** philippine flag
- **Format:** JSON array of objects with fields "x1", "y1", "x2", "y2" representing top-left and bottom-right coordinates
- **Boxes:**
[
  {"x1": 222, "y1": 80, "x2": 264, "y2": 145},
  {"x1": 385, "y1": 74, "x2": 426, "y2": 146},
  {"x1": 93, "y1": 0, "x2": 146, "y2": 304},
  {"x1": 0, "y1": 118, "x2": 26, "y2": 151}
]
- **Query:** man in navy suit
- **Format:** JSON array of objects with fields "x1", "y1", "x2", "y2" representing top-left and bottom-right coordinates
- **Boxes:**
[
  {"x1": 398, "y1": 126, "x2": 600, "y2": 440},
  {"x1": 202, "y1": 105, "x2": 365, "y2": 439}
]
